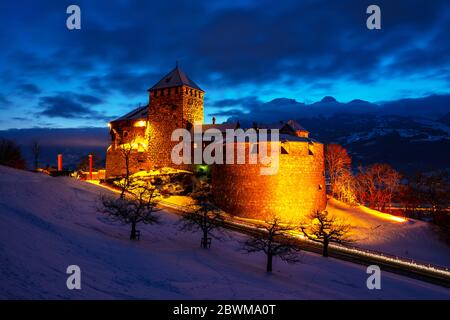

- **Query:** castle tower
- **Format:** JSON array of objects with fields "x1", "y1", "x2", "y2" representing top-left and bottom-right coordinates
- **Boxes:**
[{"x1": 147, "y1": 65, "x2": 204, "y2": 169}]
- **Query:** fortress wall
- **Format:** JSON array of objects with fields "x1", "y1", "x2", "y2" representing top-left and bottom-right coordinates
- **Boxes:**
[
  {"x1": 211, "y1": 141, "x2": 327, "y2": 222},
  {"x1": 105, "y1": 149, "x2": 150, "y2": 178},
  {"x1": 105, "y1": 124, "x2": 149, "y2": 178}
]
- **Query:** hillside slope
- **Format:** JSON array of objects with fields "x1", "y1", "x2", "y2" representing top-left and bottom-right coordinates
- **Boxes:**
[
  {"x1": 0, "y1": 166, "x2": 449, "y2": 299},
  {"x1": 326, "y1": 199, "x2": 450, "y2": 267}
]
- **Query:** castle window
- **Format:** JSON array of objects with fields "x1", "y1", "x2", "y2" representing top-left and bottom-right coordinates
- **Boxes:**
[
  {"x1": 308, "y1": 142, "x2": 314, "y2": 155},
  {"x1": 153, "y1": 90, "x2": 157, "y2": 98},
  {"x1": 190, "y1": 89, "x2": 193, "y2": 96},
  {"x1": 175, "y1": 87, "x2": 179, "y2": 94},
  {"x1": 185, "y1": 88, "x2": 189, "y2": 94},
  {"x1": 186, "y1": 121, "x2": 193, "y2": 131},
  {"x1": 137, "y1": 143, "x2": 146, "y2": 153}
]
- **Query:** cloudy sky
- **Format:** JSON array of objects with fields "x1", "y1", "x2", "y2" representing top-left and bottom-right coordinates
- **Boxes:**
[{"x1": 0, "y1": 0, "x2": 449, "y2": 129}]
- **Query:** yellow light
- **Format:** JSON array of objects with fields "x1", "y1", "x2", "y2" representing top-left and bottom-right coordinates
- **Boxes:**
[
  {"x1": 358, "y1": 205, "x2": 407, "y2": 223},
  {"x1": 134, "y1": 120, "x2": 146, "y2": 127},
  {"x1": 108, "y1": 122, "x2": 111, "y2": 128}
]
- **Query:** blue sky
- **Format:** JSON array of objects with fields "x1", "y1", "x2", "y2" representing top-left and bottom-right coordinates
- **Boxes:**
[{"x1": 0, "y1": 0, "x2": 449, "y2": 129}]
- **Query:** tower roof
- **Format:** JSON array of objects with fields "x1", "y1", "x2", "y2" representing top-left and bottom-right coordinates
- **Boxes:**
[{"x1": 149, "y1": 65, "x2": 203, "y2": 92}]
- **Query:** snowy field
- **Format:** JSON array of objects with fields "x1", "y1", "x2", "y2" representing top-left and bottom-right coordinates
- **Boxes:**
[
  {"x1": 326, "y1": 199, "x2": 450, "y2": 267},
  {"x1": 0, "y1": 165, "x2": 449, "y2": 299}
]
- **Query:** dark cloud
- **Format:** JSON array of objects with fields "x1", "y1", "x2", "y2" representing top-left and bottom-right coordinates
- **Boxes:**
[
  {"x1": 0, "y1": 0, "x2": 449, "y2": 129},
  {"x1": 16, "y1": 83, "x2": 41, "y2": 95},
  {"x1": 86, "y1": 71, "x2": 160, "y2": 96},
  {"x1": 37, "y1": 93, "x2": 107, "y2": 120},
  {"x1": 0, "y1": 94, "x2": 11, "y2": 109}
]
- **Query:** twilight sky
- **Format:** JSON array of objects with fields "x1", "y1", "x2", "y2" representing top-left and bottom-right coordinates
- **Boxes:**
[{"x1": 0, "y1": 0, "x2": 449, "y2": 129}]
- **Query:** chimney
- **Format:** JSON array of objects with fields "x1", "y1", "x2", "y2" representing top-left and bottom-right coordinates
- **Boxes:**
[
  {"x1": 89, "y1": 154, "x2": 93, "y2": 180},
  {"x1": 57, "y1": 154, "x2": 63, "y2": 171},
  {"x1": 212, "y1": 116, "x2": 216, "y2": 125}
]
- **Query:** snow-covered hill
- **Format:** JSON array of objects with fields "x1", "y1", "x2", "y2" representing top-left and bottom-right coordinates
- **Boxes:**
[
  {"x1": 0, "y1": 166, "x2": 449, "y2": 299},
  {"x1": 326, "y1": 199, "x2": 450, "y2": 267}
]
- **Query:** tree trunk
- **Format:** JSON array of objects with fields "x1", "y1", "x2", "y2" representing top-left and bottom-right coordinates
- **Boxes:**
[
  {"x1": 130, "y1": 221, "x2": 137, "y2": 240},
  {"x1": 323, "y1": 239, "x2": 329, "y2": 257},
  {"x1": 266, "y1": 253, "x2": 273, "y2": 272},
  {"x1": 202, "y1": 230, "x2": 208, "y2": 249}
]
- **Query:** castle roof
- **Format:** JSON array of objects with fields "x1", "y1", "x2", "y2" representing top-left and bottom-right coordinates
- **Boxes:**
[
  {"x1": 111, "y1": 105, "x2": 148, "y2": 123},
  {"x1": 197, "y1": 123, "x2": 240, "y2": 132},
  {"x1": 252, "y1": 120, "x2": 308, "y2": 133},
  {"x1": 149, "y1": 65, "x2": 203, "y2": 92},
  {"x1": 285, "y1": 120, "x2": 308, "y2": 132}
]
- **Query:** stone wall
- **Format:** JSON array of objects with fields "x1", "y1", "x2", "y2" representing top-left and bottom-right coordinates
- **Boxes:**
[
  {"x1": 105, "y1": 122, "x2": 149, "y2": 178},
  {"x1": 211, "y1": 141, "x2": 327, "y2": 222},
  {"x1": 105, "y1": 148, "x2": 150, "y2": 178},
  {"x1": 147, "y1": 85, "x2": 203, "y2": 170}
]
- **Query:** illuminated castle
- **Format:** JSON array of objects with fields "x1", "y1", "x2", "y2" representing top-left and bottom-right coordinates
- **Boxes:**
[{"x1": 105, "y1": 65, "x2": 327, "y2": 221}]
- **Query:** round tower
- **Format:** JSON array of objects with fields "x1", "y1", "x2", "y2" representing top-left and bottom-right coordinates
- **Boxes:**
[{"x1": 211, "y1": 139, "x2": 327, "y2": 222}]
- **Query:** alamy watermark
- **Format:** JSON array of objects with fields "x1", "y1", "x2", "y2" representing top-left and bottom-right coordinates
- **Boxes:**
[
  {"x1": 366, "y1": 265, "x2": 381, "y2": 290},
  {"x1": 367, "y1": 5, "x2": 381, "y2": 30},
  {"x1": 66, "y1": 265, "x2": 81, "y2": 290},
  {"x1": 171, "y1": 126, "x2": 280, "y2": 175},
  {"x1": 66, "y1": 5, "x2": 81, "y2": 30}
]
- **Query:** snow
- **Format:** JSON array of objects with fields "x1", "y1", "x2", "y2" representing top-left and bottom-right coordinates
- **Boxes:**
[
  {"x1": 326, "y1": 199, "x2": 450, "y2": 267},
  {"x1": 0, "y1": 165, "x2": 449, "y2": 299}
]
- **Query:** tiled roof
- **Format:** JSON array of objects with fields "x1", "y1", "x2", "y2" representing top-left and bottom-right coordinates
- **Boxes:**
[
  {"x1": 111, "y1": 105, "x2": 148, "y2": 122},
  {"x1": 149, "y1": 66, "x2": 203, "y2": 91}
]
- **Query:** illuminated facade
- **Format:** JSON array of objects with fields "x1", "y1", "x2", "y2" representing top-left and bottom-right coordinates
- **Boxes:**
[{"x1": 105, "y1": 66, "x2": 327, "y2": 220}]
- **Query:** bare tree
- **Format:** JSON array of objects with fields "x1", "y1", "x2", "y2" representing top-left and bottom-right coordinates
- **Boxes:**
[
  {"x1": 354, "y1": 163, "x2": 401, "y2": 211},
  {"x1": 179, "y1": 202, "x2": 225, "y2": 249},
  {"x1": 30, "y1": 140, "x2": 41, "y2": 171},
  {"x1": 241, "y1": 217, "x2": 301, "y2": 272},
  {"x1": 325, "y1": 144, "x2": 352, "y2": 198},
  {"x1": 300, "y1": 210, "x2": 353, "y2": 257},
  {"x1": 333, "y1": 170, "x2": 357, "y2": 205},
  {"x1": 0, "y1": 138, "x2": 26, "y2": 169},
  {"x1": 418, "y1": 171, "x2": 449, "y2": 214},
  {"x1": 99, "y1": 181, "x2": 160, "y2": 240},
  {"x1": 116, "y1": 132, "x2": 140, "y2": 198}
]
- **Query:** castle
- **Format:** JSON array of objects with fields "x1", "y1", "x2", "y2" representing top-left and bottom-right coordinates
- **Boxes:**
[{"x1": 105, "y1": 65, "x2": 327, "y2": 221}]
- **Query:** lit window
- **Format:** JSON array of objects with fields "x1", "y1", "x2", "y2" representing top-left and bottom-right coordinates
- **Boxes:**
[
  {"x1": 134, "y1": 120, "x2": 146, "y2": 127},
  {"x1": 308, "y1": 142, "x2": 314, "y2": 155}
]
